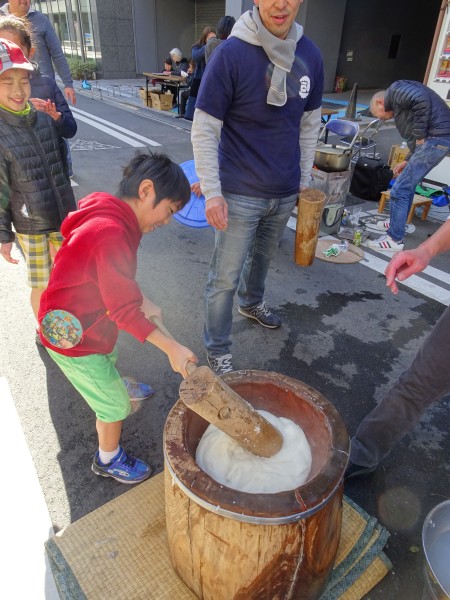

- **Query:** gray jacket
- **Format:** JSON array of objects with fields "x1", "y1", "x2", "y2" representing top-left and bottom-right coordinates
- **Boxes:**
[
  {"x1": 0, "y1": 106, "x2": 76, "y2": 243},
  {"x1": 0, "y1": 4, "x2": 73, "y2": 88}
]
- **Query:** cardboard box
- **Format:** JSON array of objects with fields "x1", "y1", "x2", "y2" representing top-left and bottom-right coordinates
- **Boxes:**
[
  {"x1": 149, "y1": 91, "x2": 173, "y2": 111},
  {"x1": 311, "y1": 168, "x2": 352, "y2": 199},
  {"x1": 388, "y1": 144, "x2": 409, "y2": 169},
  {"x1": 139, "y1": 87, "x2": 161, "y2": 107}
]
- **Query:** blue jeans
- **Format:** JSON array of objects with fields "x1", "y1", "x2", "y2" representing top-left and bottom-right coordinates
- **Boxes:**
[
  {"x1": 388, "y1": 136, "x2": 450, "y2": 242},
  {"x1": 204, "y1": 192, "x2": 297, "y2": 356}
]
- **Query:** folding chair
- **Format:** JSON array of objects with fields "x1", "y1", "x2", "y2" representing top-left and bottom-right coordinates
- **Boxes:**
[
  {"x1": 340, "y1": 118, "x2": 383, "y2": 161},
  {"x1": 319, "y1": 118, "x2": 360, "y2": 146}
]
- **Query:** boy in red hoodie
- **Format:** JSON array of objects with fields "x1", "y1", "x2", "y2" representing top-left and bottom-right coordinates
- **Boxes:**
[{"x1": 38, "y1": 153, "x2": 198, "y2": 484}]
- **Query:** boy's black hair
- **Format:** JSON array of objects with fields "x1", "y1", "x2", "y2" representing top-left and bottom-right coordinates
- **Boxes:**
[{"x1": 118, "y1": 152, "x2": 191, "y2": 208}]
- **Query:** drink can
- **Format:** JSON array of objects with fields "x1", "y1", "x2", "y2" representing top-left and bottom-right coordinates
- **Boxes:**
[{"x1": 353, "y1": 228, "x2": 362, "y2": 247}]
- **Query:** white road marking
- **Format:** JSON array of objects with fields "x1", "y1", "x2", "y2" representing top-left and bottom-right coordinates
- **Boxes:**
[
  {"x1": 70, "y1": 139, "x2": 121, "y2": 151},
  {"x1": 0, "y1": 378, "x2": 59, "y2": 599},
  {"x1": 358, "y1": 251, "x2": 450, "y2": 305},
  {"x1": 71, "y1": 106, "x2": 161, "y2": 147},
  {"x1": 286, "y1": 220, "x2": 450, "y2": 306}
]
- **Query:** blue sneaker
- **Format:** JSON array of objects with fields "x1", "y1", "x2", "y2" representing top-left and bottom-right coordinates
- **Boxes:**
[
  {"x1": 122, "y1": 376, "x2": 154, "y2": 401},
  {"x1": 91, "y1": 446, "x2": 151, "y2": 484}
]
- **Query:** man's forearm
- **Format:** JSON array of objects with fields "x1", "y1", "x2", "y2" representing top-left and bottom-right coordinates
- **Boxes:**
[
  {"x1": 299, "y1": 107, "x2": 321, "y2": 188},
  {"x1": 191, "y1": 109, "x2": 222, "y2": 200},
  {"x1": 418, "y1": 218, "x2": 450, "y2": 260}
]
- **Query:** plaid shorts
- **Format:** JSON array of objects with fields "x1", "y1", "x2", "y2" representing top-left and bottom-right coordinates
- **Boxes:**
[{"x1": 15, "y1": 232, "x2": 63, "y2": 288}]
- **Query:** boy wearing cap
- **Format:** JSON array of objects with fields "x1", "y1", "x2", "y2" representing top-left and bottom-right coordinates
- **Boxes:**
[{"x1": 0, "y1": 38, "x2": 76, "y2": 337}]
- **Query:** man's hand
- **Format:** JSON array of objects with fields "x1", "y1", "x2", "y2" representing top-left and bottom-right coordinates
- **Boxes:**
[
  {"x1": 205, "y1": 196, "x2": 228, "y2": 230},
  {"x1": 416, "y1": 139, "x2": 425, "y2": 145},
  {"x1": 30, "y1": 98, "x2": 61, "y2": 121},
  {"x1": 1, "y1": 242, "x2": 19, "y2": 264},
  {"x1": 191, "y1": 182, "x2": 202, "y2": 197},
  {"x1": 385, "y1": 248, "x2": 430, "y2": 294},
  {"x1": 64, "y1": 87, "x2": 76, "y2": 105},
  {"x1": 393, "y1": 160, "x2": 408, "y2": 177}
]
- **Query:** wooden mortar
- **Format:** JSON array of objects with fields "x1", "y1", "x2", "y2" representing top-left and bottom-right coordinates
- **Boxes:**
[{"x1": 164, "y1": 370, "x2": 349, "y2": 600}]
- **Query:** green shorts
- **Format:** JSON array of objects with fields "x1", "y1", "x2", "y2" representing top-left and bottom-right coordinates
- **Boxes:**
[
  {"x1": 46, "y1": 347, "x2": 131, "y2": 422},
  {"x1": 16, "y1": 232, "x2": 64, "y2": 288}
]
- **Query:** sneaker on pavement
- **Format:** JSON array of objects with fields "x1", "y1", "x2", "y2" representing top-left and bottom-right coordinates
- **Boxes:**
[
  {"x1": 238, "y1": 301, "x2": 281, "y2": 328},
  {"x1": 367, "y1": 234, "x2": 404, "y2": 252},
  {"x1": 92, "y1": 446, "x2": 151, "y2": 484},
  {"x1": 375, "y1": 220, "x2": 390, "y2": 230},
  {"x1": 207, "y1": 353, "x2": 234, "y2": 374},
  {"x1": 344, "y1": 461, "x2": 378, "y2": 481},
  {"x1": 122, "y1": 376, "x2": 154, "y2": 401}
]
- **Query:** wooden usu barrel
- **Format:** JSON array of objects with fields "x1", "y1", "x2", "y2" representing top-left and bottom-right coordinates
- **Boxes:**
[{"x1": 164, "y1": 370, "x2": 349, "y2": 600}]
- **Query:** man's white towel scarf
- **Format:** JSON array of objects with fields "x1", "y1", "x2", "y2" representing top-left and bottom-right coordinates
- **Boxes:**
[{"x1": 229, "y1": 6, "x2": 303, "y2": 107}]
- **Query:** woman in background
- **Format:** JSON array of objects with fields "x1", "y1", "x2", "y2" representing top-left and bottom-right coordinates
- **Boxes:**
[{"x1": 184, "y1": 26, "x2": 216, "y2": 121}]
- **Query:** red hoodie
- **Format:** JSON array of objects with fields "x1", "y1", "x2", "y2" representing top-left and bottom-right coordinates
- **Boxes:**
[{"x1": 38, "y1": 192, "x2": 156, "y2": 356}]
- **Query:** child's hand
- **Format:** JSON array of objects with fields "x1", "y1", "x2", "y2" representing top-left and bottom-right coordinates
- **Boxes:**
[
  {"x1": 167, "y1": 342, "x2": 198, "y2": 378},
  {"x1": 30, "y1": 98, "x2": 61, "y2": 121},
  {"x1": 1, "y1": 242, "x2": 19, "y2": 264},
  {"x1": 141, "y1": 296, "x2": 162, "y2": 320}
]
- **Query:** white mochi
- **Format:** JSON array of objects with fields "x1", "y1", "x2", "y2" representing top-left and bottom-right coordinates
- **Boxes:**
[{"x1": 196, "y1": 410, "x2": 312, "y2": 494}]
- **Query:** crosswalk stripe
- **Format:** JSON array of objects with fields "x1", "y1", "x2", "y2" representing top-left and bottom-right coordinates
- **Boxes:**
[
  {"x1": 71, "y1": 106, "x2": 161, "y2": 147},
  {"x1": 286, "y1": 220, "x2": 450, "y2": 306}
]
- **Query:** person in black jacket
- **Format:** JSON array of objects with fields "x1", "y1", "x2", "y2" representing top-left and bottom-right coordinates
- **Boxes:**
[
  {"x1": 0, "y1": 16, "x2": 77, "y2": 174},
  {"x1": 0, "y1": 38, "x2": 76, "y2": 337},
  {"x1": 367, "y1": 80, "x2": 450, "y2": 252},
  {"x1": 167, "y1": 48, "x2": 189, "y2": 75},
  {"x1": 346, "y1": 218, "x2": 450, "y2": 479},
  {"x1": 175, "y1": 57, "x2": 195, "y2": 119}
]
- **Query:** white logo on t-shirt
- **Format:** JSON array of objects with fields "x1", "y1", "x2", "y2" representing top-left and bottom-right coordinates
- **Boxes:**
[{"x1": 299, "y1": 76, "x2": 311, "y2": 99}]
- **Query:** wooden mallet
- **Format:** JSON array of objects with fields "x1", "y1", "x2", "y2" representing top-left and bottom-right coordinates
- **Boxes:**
[{"x1": 150, "y1": 316, "x2": 283, "y2": 458}]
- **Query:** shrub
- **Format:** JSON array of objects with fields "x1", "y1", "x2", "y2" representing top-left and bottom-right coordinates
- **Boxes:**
[{"x1": 67, "y1": 57, "x2": 97, "y2": 80}]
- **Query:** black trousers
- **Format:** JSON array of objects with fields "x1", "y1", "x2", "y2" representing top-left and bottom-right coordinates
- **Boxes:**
[
  {"x1": 350, "y1": 305, "x2": 450, "y2": 466},
  {"x1": 180, "y1": 89, "x2": 190, "y2": 115}
]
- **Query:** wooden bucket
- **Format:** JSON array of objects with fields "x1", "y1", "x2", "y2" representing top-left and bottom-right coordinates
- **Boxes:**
[{"x1": 164, "y1": 370, "x2": 349, "y2": 600}]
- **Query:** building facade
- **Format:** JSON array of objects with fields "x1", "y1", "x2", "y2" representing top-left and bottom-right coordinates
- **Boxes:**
[{"x1": 6, "y1": 0, "x2": 443, "y2": 91}]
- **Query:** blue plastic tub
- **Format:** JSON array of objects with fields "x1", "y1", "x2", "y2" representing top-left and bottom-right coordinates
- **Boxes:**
[{"x1": 174, "y1": 160, "x2": 209, "y2": 228}]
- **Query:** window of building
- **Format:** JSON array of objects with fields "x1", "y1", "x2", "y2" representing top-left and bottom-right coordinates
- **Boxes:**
[{"x1": 34, "y1": 0, "x2": 100, "y2": 63}]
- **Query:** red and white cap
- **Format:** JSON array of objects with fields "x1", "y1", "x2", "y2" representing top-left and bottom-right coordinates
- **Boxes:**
[{"x1": 0, "y1": 38, "x2": 34, "y2": 76}]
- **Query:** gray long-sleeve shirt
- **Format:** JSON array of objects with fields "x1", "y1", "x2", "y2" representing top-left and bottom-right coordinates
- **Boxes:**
[{"x1": 0, "y1": 4, "x2": 73, "y2": 88}]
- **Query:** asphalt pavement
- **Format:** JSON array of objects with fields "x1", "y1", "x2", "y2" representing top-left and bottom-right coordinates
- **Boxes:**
[{"x1": 1, "y1": 78, "x2": 449, "y2": 599}]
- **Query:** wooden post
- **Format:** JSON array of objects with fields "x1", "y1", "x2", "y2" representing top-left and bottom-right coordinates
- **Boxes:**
[
  {"x1": 295, "y1": 188, "x2": 326, "y2": 266},
  {"x1": 179, "y1": 366, "x2": 283, "y2": 458}
]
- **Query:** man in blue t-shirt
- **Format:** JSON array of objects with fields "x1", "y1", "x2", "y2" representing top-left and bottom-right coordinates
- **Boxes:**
[{"x1": 191, "y1": 0, "x2": 324, "y2": 374}]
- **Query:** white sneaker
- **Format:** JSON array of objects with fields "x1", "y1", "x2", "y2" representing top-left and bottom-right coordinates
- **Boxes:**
[
  {"x1": 367, "y1": 234, "x2": 404, "y2": 252},
  {"x1": 207, "y1": 353, "x2": 234, "y2": 374},
  {"x1": 375, "y1": 220, "x2": 390, "y2": 230},
  {"x1": 373, "y1": 220, "x2": 415, "y2": 234}
]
